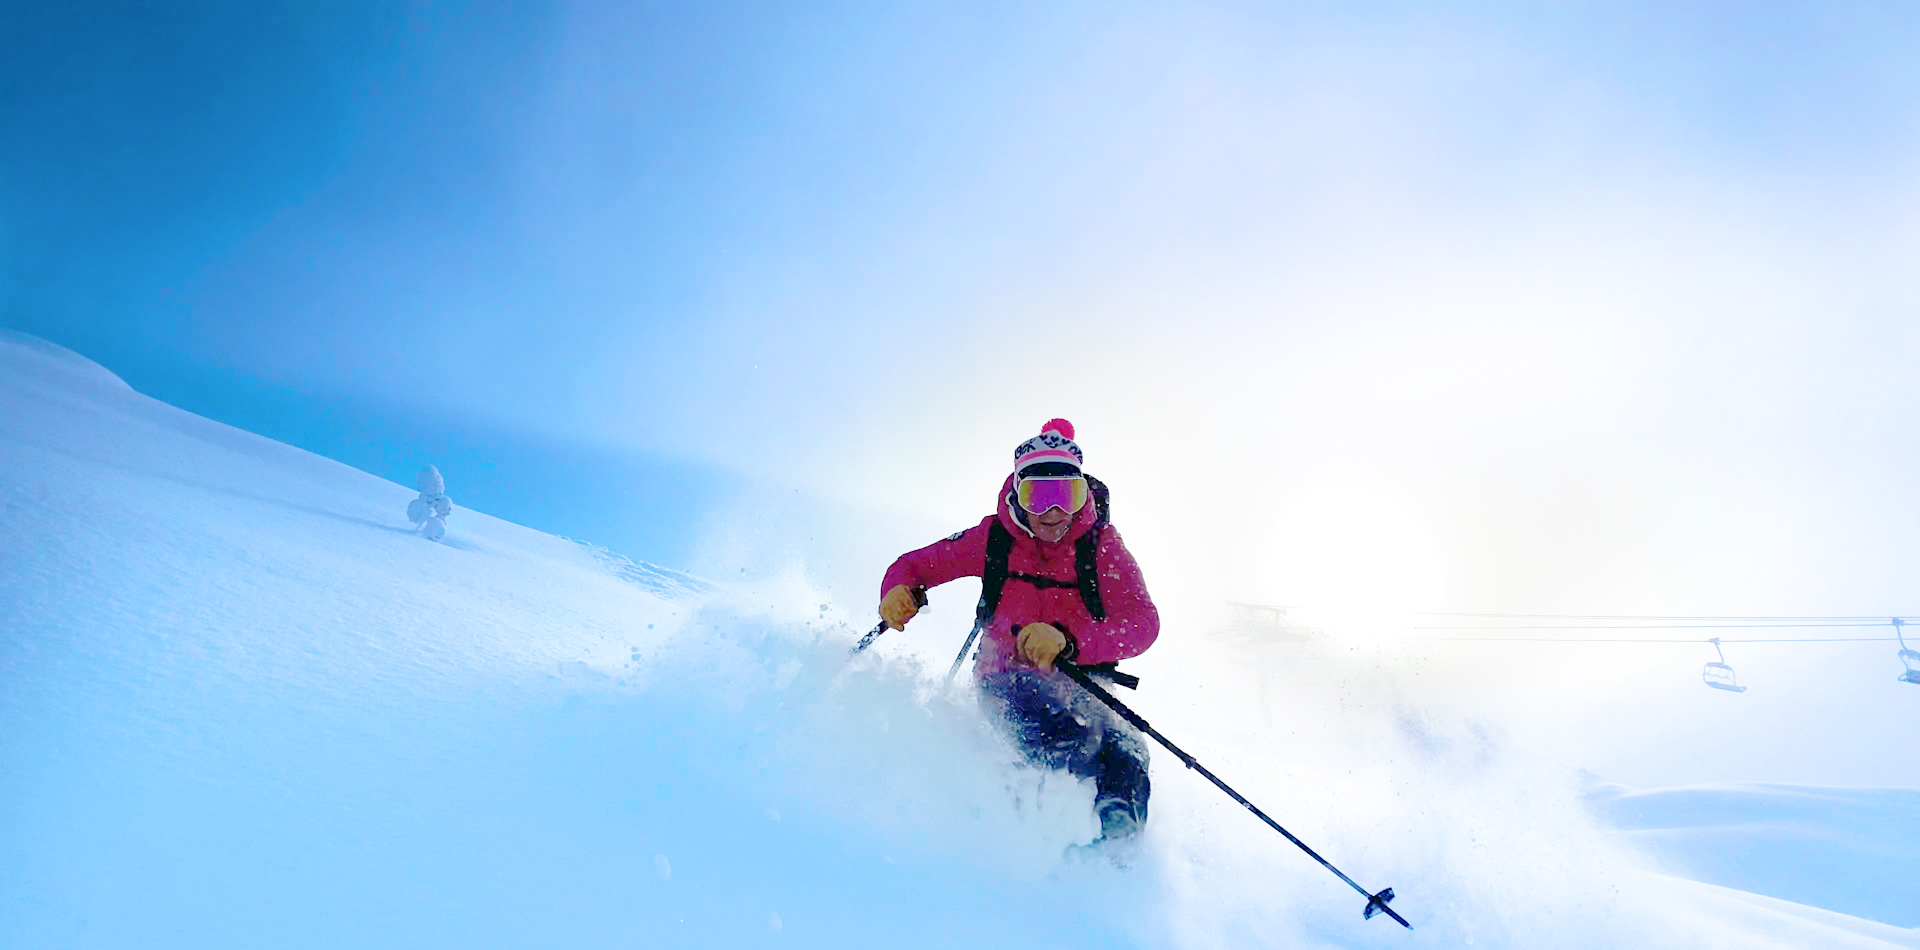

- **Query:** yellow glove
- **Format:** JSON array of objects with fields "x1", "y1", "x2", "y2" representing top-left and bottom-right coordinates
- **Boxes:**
[
  {"x1": 1016, "y1": 622, "x2": 1070, "y2": 669},
  {"x1": 880, "y1": 585, "x2": 921, "y2": 631}
]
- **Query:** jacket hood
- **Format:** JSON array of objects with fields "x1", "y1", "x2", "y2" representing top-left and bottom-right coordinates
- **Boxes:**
[{"x1": 995, "y1": 472, "x2": 1099, "y2": 546}]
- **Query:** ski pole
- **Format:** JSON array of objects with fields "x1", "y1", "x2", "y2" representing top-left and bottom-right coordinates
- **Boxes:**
[
  {"x1": 1057, "y1": 661, "x2": 1412, "y2": 930},
  {"x1": 849, "y1": 622, "x2": 889, "y2": 655},
  {"x1": 849, "y1": 587, "x2": 928, "y2": 657},
  {"x1": 945, "y1": 615, "x2": 988, "y2": 681}
]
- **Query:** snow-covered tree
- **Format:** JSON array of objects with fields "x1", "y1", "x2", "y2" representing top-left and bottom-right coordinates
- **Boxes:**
[{"x1": 406, "y1": 465, "x2": 453, "y2": 541}]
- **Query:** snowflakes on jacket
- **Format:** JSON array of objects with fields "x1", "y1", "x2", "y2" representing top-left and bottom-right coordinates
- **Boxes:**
[{"x1": 880, "y1": 473, "x2": 1158, "y2": 676}]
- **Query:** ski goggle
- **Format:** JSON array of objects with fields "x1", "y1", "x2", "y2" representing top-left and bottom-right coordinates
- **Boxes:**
[{"x1": 1015, "y1": 475, "x2": 1089, "y2": 515}]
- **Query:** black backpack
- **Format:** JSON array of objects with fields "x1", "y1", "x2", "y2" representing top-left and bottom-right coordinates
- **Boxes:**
[{"x1": 974, "y1": 474, "x2": 1111, "y2": 626}]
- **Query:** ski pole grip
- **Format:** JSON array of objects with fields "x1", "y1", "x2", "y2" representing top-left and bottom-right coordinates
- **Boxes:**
[{"x1": 853, "y1": 587, "x2": 931, "y2": 656}]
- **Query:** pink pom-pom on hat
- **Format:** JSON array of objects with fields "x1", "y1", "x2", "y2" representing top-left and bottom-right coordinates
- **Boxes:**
[{"x1": 1013, "y1": 418, "x2": 1084, "y2": 474}]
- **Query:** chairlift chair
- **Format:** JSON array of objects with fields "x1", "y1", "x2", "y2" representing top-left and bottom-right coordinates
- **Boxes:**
[
  {"x1": 1702, "y1": 638, "x2": 1747, "y2": 693},
  {"x1": 1894, "y1": 619, "x2": 1920, "y2": 686}
]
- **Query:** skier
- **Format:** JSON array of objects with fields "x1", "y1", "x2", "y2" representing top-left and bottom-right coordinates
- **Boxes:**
[{"x1": 877, "y1": 419, "x2": 1159, "y2": 843}]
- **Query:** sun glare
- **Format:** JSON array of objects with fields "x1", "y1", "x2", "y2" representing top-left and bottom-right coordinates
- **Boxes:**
[{"x1": 1256, "y1": 483, "x2": 1447, "y2": 639}]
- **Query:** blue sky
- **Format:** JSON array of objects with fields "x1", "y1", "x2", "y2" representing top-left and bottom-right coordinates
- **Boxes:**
[{"x1": 6, "y1": 1, "x2": 1920, "y2": 620}]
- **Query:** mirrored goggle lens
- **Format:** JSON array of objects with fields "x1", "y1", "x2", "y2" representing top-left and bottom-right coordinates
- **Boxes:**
[{"x1": 1016, "y1": 476, "x2": 1088, "y2": 514}]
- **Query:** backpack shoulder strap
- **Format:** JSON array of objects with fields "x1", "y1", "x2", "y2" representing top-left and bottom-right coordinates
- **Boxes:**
[
  {"x1": 1075, "y1": 474, "x2": 1110, "y2": 621},
  {"x1": 1086, "y1": 474, "x2": 1111, "y2": 530},
  {"x1": 977, "y1": 518, "x2": 1016, "y2": 623},
  {"x1": 1074, "y1": 527, "x2": 1107, "y2": 621}
]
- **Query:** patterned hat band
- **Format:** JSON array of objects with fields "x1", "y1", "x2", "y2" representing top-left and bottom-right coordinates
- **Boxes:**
[{"x1": 1013, "y1": 418, "x2": 1083, "y2": 473}]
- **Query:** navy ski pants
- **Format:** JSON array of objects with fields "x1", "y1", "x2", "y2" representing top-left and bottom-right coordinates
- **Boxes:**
[{"x1": 980, "y1": 669, "x2": 1150, "y2": 826}]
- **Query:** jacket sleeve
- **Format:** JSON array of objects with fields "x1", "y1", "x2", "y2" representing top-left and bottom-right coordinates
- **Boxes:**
[
  {"x1": 1063, "y1": 527, "x2": 1158, "y2": 665},
  {"x1": 879, "y1": 515, "x2": 994, "y2": 598}
]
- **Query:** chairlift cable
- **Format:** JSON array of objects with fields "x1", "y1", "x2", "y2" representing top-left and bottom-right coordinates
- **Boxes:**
[
  {"x1": 1402, "y1": 636, "x2": 1899, "y2": 644},
  {"x1": 1408, "y1": 611, "x2": 1914, "y2": 622},
  {"x1": 1238, "y1": 604, "x2": 1920, "y2": 685},
  {"x1": 1410, "y1": 622, "x2": 1889, "y2": 631}
]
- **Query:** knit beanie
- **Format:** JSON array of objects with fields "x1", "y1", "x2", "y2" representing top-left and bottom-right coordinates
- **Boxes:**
[{"x1": 1013, "y1": 418, "x2": 1083, "y2": 476}]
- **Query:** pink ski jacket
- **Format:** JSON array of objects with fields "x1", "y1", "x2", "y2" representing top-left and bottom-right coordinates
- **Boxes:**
[{"x1": 880, "y1": 474, "x2": 1159, "y2": 677}]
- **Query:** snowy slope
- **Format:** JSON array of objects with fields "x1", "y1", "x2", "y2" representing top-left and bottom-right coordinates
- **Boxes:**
[
  {"x1": 3, "y1": 330, "x2": 1916, "y2": 949},
  {"x1": 1585, "y1": 779, "x2": 1920, "y2": 928}
]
